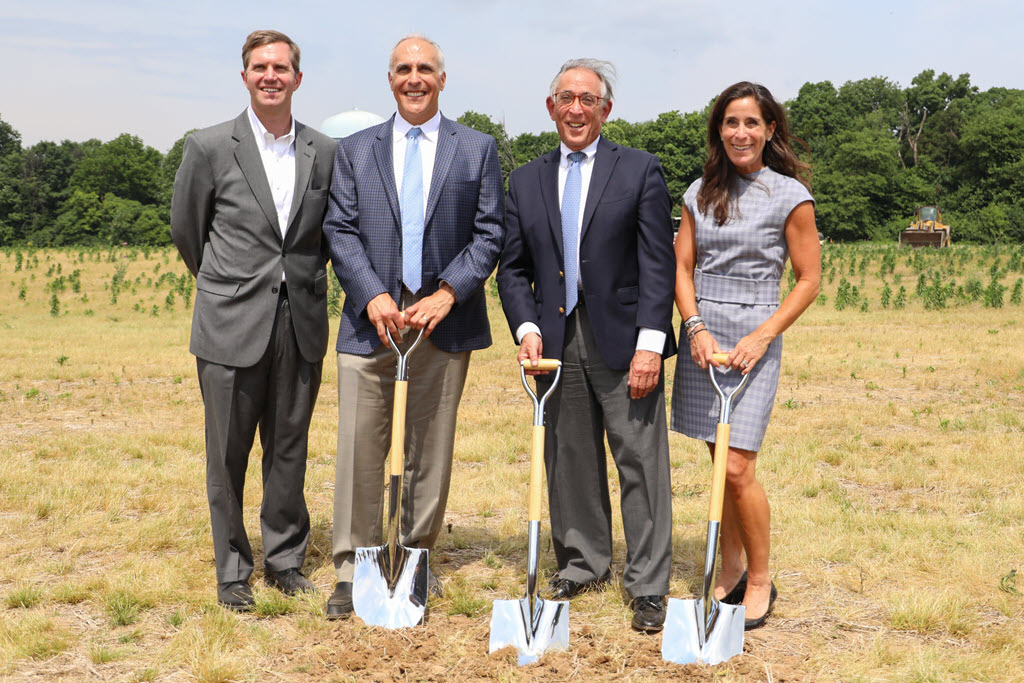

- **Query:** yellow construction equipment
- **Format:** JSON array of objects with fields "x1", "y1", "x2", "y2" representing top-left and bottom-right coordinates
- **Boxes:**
[{"x1": 899, "y1": 205, "x2": 950, "y2": 248}]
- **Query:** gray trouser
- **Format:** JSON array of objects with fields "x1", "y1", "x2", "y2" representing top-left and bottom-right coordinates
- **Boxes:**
[
  {"x1": 331, "y1": 293, "x2": 470, "y2": 582},
  {"x1": 197, "y1": 293, "x2": 321, "y2": 583},
  {"x1": 540, "y1": 301, "x2": 673, "y2": 598}
]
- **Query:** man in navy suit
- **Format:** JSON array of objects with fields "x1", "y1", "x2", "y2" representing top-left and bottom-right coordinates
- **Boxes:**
[
  {"x1": 322, "y1": 34, "x2": 504, "y2": 618},
  {"x1": 497, "y1": 58, "x2": 676, "y2": 633}
]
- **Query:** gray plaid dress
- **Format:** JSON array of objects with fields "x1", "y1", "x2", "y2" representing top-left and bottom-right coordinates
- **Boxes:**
[{"x1": 670, "y1": 167, "x2": 814, "y2": 451}]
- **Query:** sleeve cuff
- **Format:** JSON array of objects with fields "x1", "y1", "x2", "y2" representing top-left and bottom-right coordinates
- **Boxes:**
[
  {"x1": 636, "y1": 327, "x2": 666, "y2": 355},
  {"x1": 516, "y1": 322, "x2": 542, "y2": 344}
]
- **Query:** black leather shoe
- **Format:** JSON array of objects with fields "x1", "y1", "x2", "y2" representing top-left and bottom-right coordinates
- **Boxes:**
[
  {"x1": 549, "y1": 575, "x2": 608, "y2": 600},
  {"x1": 217, "y1": 581, "x2": 254, "y2": 611},
  {"x1": 631, "y1": 595, "x2": 666, "y2": 633},
  {"x1": 326, "y1": 581, "x2": 353, "y2": 620},
  {"x1": 721, "y1": 571, "x2": 747, "y2": 605},
  {"x1": 265, "y1": 568, "x2": 315, "y2": 596},
  {"x1": 744, "y1": 582, "x2": 777, "y2": 631}
]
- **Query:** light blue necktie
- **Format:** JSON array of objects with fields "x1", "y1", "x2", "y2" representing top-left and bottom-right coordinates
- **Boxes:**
[
  {"x1": 561, "y1": 151, "x2": 586, "y2": 315},
  {"x1": 401, "y1": 127, "x2": 424, "y2": 293}
]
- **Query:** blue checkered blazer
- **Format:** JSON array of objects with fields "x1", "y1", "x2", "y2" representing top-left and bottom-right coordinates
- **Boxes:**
[{"x1": 323, "y1": 114, "x2": 505, "y2": 355}]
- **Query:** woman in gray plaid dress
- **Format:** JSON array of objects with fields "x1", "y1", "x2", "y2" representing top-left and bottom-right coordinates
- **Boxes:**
[{"x1": 671, "y1": 82, "x2": 821, "y2": 630}]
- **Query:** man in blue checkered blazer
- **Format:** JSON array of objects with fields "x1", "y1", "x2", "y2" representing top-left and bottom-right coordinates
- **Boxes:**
[{"x1": 322, "y1": 34, "x2": 504, "y2": 618}]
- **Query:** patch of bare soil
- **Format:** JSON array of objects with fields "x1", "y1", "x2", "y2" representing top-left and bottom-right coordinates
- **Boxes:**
[{"x1": 294, "y1": 613, "x2": 814, "y2": 682}]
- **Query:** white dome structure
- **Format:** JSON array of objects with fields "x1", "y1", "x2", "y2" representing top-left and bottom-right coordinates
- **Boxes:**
[{"x1": 320, "y1": 109, "x2": 387, "y2": 140}]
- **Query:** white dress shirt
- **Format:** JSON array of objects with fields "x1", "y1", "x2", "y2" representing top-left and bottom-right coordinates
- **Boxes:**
[
  {"x1": 517, "y1": 136, "x2": 667, "y2": 356},
  {"x1": 247, "y1": 107, "x2": 296, "y2": 238},
  {"x1": 392, "y1": 111, "x2": 441, "y2": 223}
]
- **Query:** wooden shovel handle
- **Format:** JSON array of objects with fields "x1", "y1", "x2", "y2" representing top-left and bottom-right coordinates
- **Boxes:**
[
  {"x1": 711, "y1": 353, "x2": 730, "y2": 365},
  {"x1": 708, "y1": 423, "x2": 730, "y2": 523},
  {"x1": 521, "y1": 359, "x2": 561, "y2": 372},
  {"x1": 390, "y1": 380, "x2": 408, "y2": 477},
  {"x1": 527, "y1": 426, "x2": 545, "y2": 522}
]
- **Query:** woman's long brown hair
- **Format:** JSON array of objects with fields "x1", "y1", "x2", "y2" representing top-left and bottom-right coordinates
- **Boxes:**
[{"x1": 697, "y1": 81, "x2": 811, "y2": 225}]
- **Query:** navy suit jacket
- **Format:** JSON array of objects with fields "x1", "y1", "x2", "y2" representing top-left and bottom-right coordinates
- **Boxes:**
[
  {"x1": 323, "y1": 114, "x2": 505, "y2": 355},
  {"x1": 497, "y1": 137, "x2": 677, "y2": 371}
]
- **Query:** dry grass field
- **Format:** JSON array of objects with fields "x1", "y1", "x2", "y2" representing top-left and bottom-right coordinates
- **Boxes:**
[{"x1": 1, "y1": 244, "x2": 1023, "y2": 682}]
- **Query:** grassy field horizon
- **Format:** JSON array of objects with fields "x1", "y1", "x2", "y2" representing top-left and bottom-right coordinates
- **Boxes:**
[{"x1": 2, "y1": 244, "x2": 1023, "y2": 682}]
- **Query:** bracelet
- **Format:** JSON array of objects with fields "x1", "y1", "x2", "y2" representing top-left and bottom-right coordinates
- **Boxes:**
[
  {"x1": 683, "y1": 315, "x2": 705, "y2": 332},
  {"x1": 686, "y1": 325, "x2": 708, "y2": 342}
]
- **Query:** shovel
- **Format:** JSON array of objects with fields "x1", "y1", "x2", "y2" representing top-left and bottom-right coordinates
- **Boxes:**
[
  {"x1": 489, "y1": 358, "x2": 569, "y2": 665},
  {"x1": 662, "y1": 352, "x2": 750, "y2": 665},
  {"x1": 353, "y1": 326, "x2": 429, "y2": 629}
]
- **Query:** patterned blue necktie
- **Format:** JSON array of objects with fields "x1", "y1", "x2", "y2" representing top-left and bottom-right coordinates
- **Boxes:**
[
  {"x1": 401, "y1": 127, "x2": 424, "y2": 293},
  {"x1": 561, "y1": 151, "x2": 586, "y2": 315}
]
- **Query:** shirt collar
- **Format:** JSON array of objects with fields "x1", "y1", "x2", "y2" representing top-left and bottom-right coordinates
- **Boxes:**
[
  {"x1": 393, "y1": 110, "x2": 442, "y2": 143},
  {"x1": 247, "y1": 106, "x2": 295, "y2": 149},
  {"x1": 559, "y1": 136, "x2": 600, "y2": 166}
]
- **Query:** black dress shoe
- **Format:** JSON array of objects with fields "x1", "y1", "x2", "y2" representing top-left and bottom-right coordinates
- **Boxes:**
[
  {"x1": 217, "y1": 581, "x2": 254, "y2": 611},
  {"x1": 265, "y1": 568, "x2": 316, "y2": 596},
  {"x1": 720, "y1": 571, "x2": 747, "y2": 605},
  {"x1": 631, "y1": 595, "x2": 666, "y2": 633},
  {"x1": 427, "y1": 570, "x2": 444, "y2": 598},
  {"x1": 744, "y1": 582, "x2": 777, "y2": 631},
  {"x1": 549, "y1": 575, "x2": 608, "y2": 600},
  {"x1": 326, "y1": 581, "x2": 353, "y2": 620}
]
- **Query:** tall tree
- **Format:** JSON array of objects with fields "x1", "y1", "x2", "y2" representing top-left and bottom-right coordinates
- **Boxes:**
[
  {"x1": 0, "y1": 114, "x2": 21, "y2": 158},
  {"x1": 457, "y1": 111, "x2": 516, "y2": 184},
  {"x1": 68, "y1": 133, "x2": 163, "y2": 205},
  {"x1": 787, "y1": 81, "x2": 846, "y2": 156}
]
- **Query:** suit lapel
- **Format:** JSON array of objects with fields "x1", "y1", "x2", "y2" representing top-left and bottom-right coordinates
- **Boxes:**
[
  {"x1": 426, "y1": 116, "x2": 458, "y2": 227},
  {"x1": 232, "y1": 112, "x2": 281, "y2": 239},
  {"x1": 581, "y1": 136, "x2": 618, "y2": 242},
  {"x1": 539, "y1": 149, "x2": 563, "y2": 255},
  {"x1": 372, "y1": 116, "x2": 401, "y2": 227},
  {"x1": 286, "y1": 123, "x2": 316, "y2": 239}
]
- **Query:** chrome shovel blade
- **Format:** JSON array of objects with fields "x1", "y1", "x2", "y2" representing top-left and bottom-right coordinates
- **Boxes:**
[
  {"x1": 352, "y1": 544, "x2": 428, "y2": 629},
  {"x1": 489, "y1": 597, "x2": 569, "y2": 665},
  {"x1": 661, "y1": 597, "x2": 745, "y2": 665}
]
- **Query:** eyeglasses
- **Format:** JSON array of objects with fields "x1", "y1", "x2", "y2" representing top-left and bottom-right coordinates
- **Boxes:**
[{"x1": 553, "y1": 91, "x2": 604, "y2": 109}]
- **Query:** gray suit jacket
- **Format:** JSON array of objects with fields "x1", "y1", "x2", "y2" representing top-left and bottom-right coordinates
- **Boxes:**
[{"x1": 171, "y1": 111, "x2": 337, "y2": 367}]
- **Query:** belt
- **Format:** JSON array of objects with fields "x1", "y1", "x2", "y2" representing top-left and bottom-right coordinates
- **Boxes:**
[{"x1": 694, "y1": 270, "x2": 779, "y2": 306}]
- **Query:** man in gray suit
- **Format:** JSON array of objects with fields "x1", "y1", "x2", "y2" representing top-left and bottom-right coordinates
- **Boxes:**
[
  {"x1": 322, "y1": 34, "x2": 504, "y2": 618},
  {"x1": 171, "y1": 30, "x2": 337, "y2": 611}
]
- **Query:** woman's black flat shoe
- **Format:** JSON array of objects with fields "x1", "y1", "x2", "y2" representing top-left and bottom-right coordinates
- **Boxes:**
[
  {"x1": 720, "y1": 571, "x2": 747, "y2": 605},
  {"x1": 743, "y1": 582, "x2": 777, "y2": 631}
]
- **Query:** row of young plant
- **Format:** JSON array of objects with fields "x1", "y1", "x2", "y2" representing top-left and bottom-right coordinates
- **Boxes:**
[
  {"x1": 5, "y1": 248, "x2": 193, "y2": 318},
  {"x1": 790, "y1": 244, "x2": 1024, "y2": 312},
  {"x1": 7, "y1": 244, "x2": 1024, "y2": 318}
]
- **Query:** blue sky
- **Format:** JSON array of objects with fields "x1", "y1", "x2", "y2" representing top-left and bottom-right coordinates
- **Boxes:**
[{"x1": 5, "y1": 1, "x2": 1022, "y2": 152}]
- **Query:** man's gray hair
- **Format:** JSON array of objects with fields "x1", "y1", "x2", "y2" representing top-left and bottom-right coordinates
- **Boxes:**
[
  {"x1": 549, "y1": 58, "x2": 616, "y2": 103},
  {"x1": 389, "y1": 33, "x2": 446, "y2": 75}
]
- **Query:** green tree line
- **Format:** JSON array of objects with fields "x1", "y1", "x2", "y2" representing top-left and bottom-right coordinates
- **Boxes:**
[{"x1": 2, "y1": 69, "x2": 1022, "y2": 246}]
